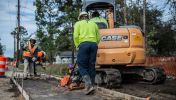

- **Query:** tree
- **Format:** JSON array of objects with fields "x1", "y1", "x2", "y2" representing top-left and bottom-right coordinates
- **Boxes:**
[
  {"x1": 166, "y1": 0, "x2": 176, "y2": 23},
  {"x1": 146, "y1": 28, "x2": 158, "y2": 55},
  {"x1": 10, "y1": 26, "x2": 28, "y2": 59},
  {"x1": 35, "y1": 0, "x2": 60, "y2": 63},
  {"x1": 0, "y1": 38, "x2": 5, "y2": 55},
  {"x1": 35, "y1": 0, "x2": 81, "y2": 63},
  {"x1": 154, "y1": 22, "x2": 176, "y2": 56},
  {"x1": 10, "y1": 26, "x2": 28, "y2": 45},
  {"x1": 121, "y1": 0, "x2": 163, "y2": 55},
  {"x1": 55, "y1": 0, "x2": 81, "y2": 50},
  {"x1": 116, "y1": 0, "x2": 176, "y2": 56}
]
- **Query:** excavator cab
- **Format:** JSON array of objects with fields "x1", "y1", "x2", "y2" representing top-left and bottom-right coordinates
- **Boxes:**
[
  {"x1": 82, "y1": 0, "x2": 166, "y2": 87},
  {"x1": 83, "y1": 0, "x2": 116, "y2": 29}
]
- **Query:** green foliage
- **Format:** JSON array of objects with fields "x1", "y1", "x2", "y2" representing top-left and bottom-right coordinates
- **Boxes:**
[
  {"x1": 10, "y1": 26, "x2": 28, "y2": 36},
  {"x1": 55, "y1": 0, "x2": 81, "y2": 51},
  {"x1": 35, "y1": 0, "x2": 59, "y2": 63},
  {"x1": 17, "y1": 63, "x2": 69, "y2": 76},
  {"x1": 35, "y1": 0, "x2": 176, "y2": 58},
  {"x1": 10, "y1": 26, "x2": 28, "y2": 45},
  {"x1": 35, "y1": 0, "x2": 81, "y2": 63},
  {"x1": 43, "y1": 64, "x2": 69, "y2": 76},
  {"x1": 0, "y1": 38, "x2": 5, "y2": 55},
  {"x1": 9, "y1": 26, "x2": 28, "y2": 59},
  {"x1": 146, "y1": 28, "x2": 159, "y2": 55},
  {"x1": 154, "y1": 22, "x2": 176, "y2": 56},
  {"x1": 116, "y1": 0, "x2": 176, "y2": 56},
  {"x1": 55, "y1": 33, "x2": 71, "y2": 51}
]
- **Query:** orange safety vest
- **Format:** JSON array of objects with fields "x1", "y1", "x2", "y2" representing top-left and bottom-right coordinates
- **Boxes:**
[
  {"x1": 23, "y1": 51, "x2": 32, "y2": 57},
  {"x1": 23, "y1": 51, "x2": 43, "y2": 58},
  {"x1": 23, "y1": 41, "x2": 37, "y2": 57},
  {"x1": 23, "y1": 41, "x2": 44, "y2": 58}
]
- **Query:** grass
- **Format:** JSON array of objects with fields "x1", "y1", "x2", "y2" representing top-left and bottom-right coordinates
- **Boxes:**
[
  {"x1": 16, "y1": 63, "x2": 70, "y2": 76},
  {"x1": 38, "y1": 64, "x2": 69, "y2": 76}
]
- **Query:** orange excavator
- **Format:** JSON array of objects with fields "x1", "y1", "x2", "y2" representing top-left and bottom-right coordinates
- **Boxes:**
[{"x1": 83, "y1": 0, "x2": 166, "y2": 87}]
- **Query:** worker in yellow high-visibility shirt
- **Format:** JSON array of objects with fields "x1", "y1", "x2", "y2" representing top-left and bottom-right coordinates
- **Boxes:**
[
  {"x1": 73, "y1": 11, "x2": 100, "y2": 95},
  {"x1": 90, "y1": 11, "x2": 108, "y2": 29}
]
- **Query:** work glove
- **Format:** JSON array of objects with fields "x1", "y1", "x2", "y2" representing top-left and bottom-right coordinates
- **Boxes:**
[{"x1": 32, "y1": 57, "x2": 37, "y2": 62}]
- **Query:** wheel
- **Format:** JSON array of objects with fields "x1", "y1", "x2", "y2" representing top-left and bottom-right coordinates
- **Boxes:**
[
  {"x1": 96, "y1": 69, "x2": 122, "y2": 88},
  {"x1": 142, "y1": 67, "x2": 166, "y2": 84},
  {"x1": 95, "y1": 73, "x2": 104, "y2": 85},
  {"x1": 143, "y1": 69, "x2": 156, "y2": 82}
]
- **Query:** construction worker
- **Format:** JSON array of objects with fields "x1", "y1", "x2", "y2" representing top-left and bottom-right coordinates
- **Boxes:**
[
  {"x1": 73, "y1": 11, "x2": 100, "y2": 95},
  {"x1": 23, "y1": 35, "x2": 45, "y2": 78},
  {"x1": 90, "y1": 11, "x2": 108, "y2": 29}
]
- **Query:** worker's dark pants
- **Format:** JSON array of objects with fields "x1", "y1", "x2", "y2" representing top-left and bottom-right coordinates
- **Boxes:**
[{"x1": 77, "y1": 42, "x2": 98, "y2": 84}]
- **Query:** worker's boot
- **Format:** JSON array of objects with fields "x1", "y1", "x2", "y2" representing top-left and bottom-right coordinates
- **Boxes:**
[{"x1": 82, "y1": 75, "x2": 95, "y2": 95}]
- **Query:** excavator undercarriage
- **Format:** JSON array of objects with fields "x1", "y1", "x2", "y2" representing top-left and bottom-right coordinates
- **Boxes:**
[{"x1": 95, "y1": 66, "x2": 166, "y2": 88}]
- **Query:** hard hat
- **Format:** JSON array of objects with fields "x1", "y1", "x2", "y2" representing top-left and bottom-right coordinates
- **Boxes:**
[{"x1": 78, "y1": 11, "x2": 88, "y2": 20}]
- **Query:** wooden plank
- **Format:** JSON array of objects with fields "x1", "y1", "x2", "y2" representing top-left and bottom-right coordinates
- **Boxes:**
[
  {"x1": 11, "y1": 78, "x2": 30, "y2": 100},
  {"x1": 96, "y1": 87, "x2": 150, "y2": 100}
]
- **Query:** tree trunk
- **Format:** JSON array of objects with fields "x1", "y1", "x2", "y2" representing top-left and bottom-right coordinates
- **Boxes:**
[{"x1": 123, "y1": 0, "x2": 128, "y2": 25}]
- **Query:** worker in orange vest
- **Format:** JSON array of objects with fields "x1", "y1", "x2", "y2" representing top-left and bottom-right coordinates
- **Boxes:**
[{"x1": 23, "y1": 34, "x2": 45, "y2": 78}]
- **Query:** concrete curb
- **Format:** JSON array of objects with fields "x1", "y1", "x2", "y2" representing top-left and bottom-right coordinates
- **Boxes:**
[
  {"x1": 96, "y1": 87, "x2": 150, "y2": 100},
  {"x1": 11, "y1": 78, "x2": 30, "y2": 100}
]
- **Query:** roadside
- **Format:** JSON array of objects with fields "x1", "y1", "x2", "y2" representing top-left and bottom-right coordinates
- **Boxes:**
[{"x1": 0, "y1": 78, "x2": 24, "y2": 100}]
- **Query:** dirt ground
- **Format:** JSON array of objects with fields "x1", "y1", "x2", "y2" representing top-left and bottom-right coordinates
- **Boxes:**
[
  {"x1": 115, "y1": 79, "x2": 176, "y2": 100},
  {"x1": 21, "y1": 78, "x2": 106, "y2": 100},
  {"x1": 0, "y1": 78, "x2": 24, "y2": 100},
  {"x1": 19, "y1": 77, "x2": 176, "y2": 100}
]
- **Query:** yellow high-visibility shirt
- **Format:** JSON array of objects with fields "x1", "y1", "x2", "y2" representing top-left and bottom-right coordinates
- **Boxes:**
[
  {"x1": 90, "y1": 17, "x2": 108, "y2": 28},
  {"x1": 73, "y1": 20, "x2": 100, "y2": 48}
]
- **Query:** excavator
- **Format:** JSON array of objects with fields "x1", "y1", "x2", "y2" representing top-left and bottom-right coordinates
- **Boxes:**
[{"x1": 82, "y1": 0, "x2": 166, "y2": 87}]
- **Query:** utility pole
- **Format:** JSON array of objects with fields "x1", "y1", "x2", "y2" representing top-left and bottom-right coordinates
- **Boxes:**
[
  {"x1": 16, "y1": 0, "x2": 20, "y2": 68},
  {"x1": 71, "y1": 22, "x2": 74, "y2": 64},
  {"x1": 143, "y1": 0, "x2": 146, "y2": 34},
  {"x1": 143, "y1": 0, "x2": 146, "y2": 48},
  {"x1": 14, "y1": 33, "x2": 16, "y2": 59}
]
